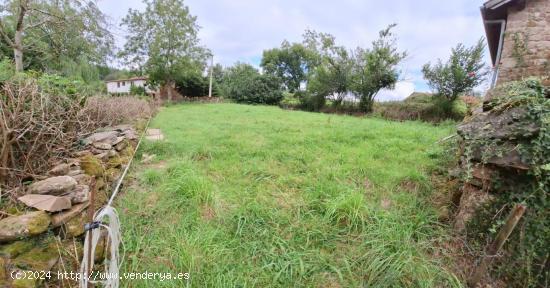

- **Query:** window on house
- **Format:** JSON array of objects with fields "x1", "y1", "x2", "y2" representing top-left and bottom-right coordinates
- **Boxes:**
[
  {"x1": 122, "y1": 81, "x2": 126, "y2": 86},
  {"x1": 117, "y1": 82, "x2": 120, "y2": 88}
]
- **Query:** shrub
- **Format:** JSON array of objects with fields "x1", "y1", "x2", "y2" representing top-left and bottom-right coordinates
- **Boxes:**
[
  {"x1": 79, "y1": 96, "x2": 155, "y2": 127},
  {"x1": 422, "y1": 39, "x2": 489, "y2": 103},
  {"x1": 175, "y1": 73, "x2": 212, "y2": 97},
  {"x1": 221, "y1": 63, "x2": 283, "y2": 105},
  {"x1": 0, "y1": 74, "x2": 155, "y2": 187},
  {"x1": 129, "y1": 84, "x2": 147, "y2": 96},
  {"x1": 374, "y1": 93, "x2": 467, "y2": 122}
]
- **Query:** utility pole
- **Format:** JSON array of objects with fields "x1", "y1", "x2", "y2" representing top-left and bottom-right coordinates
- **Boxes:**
[{"x1": 208, "y1": 54, "x2": 213, "y2": 98}]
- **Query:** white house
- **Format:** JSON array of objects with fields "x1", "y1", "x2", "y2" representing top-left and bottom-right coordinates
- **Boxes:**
[{"x1": 105, "y1": 76, "x2": 158, "y2": 95}]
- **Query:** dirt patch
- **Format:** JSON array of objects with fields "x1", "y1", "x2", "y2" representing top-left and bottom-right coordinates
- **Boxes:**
[
  {"x1": 363, "y1": 177, "x2": 373, "y2": 191},
  {"x1": 399, "y1": 179, "x2": 420, "y2": 192},
  {"x1": 200, "y1": 204, "x2": 216, "y2": 221},
  {"x1": 148, "y1": 160, "x2": 167, "y2": 170}
]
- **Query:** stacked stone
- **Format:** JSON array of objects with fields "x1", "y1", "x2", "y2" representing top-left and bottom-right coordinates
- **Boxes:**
[
  {"x1": 453, "y1": 90, "x2": 540, "y2": 231},
  {"x1": 0, "y1": 124, "x2": 138, "y2": 287},
  {"x1": 498, "y1": 0, "x2": 550, "y2": 85}
]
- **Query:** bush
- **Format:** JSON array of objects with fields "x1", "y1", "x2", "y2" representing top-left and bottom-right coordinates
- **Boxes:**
[
  {"x1": 374, "y1": 93, "x2": 467, "y2": 122},
  {"x1": 221, "y1": 63, "x2": 283, "y2": 105},
  {"x1": 0, "y1": 73, "x2": 155, "y2": 186},
  {"x1": 175, "y1": 73, "x2": 213, "y2": 97},
  {"x1": 130, "y1": 85, "x2": 147, "y2": 96}
]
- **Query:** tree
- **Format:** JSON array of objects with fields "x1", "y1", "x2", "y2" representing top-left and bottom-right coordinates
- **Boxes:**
[
  {"x1": 120, "y1": 0, "x2": 207, "y2": 100},
  {"x1": 308, "y1": 46, "x2": 352, "y2": 107},
  {"x1": 350, "y1": 24, "x2": 406, "y2": 112},
  {"x1": 0, "y1": 0, "x2": 113, "y2": 72},
  {"x1": 221, "y1": 63, "x2": 283, "y2": 105},
  {"x1": 422, "y1": 39, "x2": 488, "y2": 102},
  {"x1": 261, "y1": 41, "x2": 313, "y2": 92}
]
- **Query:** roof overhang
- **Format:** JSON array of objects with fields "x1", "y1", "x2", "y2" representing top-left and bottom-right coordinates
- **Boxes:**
[{"x1": 480, "y1": 0, "x2": 527, "y2": 65}]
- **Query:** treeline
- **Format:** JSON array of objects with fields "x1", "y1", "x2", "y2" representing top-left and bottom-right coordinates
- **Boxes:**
[
  {"x1": 216, "y1": 26, "x2": 488, "y2": 119},
  {"x1": 216, "y1": 25, "x2": 406, "y2": 113}
]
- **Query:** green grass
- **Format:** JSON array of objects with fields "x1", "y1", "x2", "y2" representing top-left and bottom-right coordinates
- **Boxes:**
[{"x1": 117, "y1": 103, "x2": 461, "y2": 287}]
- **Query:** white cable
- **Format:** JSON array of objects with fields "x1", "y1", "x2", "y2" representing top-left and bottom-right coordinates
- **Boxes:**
[
  {"x1": 80, "y1": 206, "x2": 121, "y2": 288},
  {"x1": 79, "y1": 118, "x2": 151, "y2": 288}
]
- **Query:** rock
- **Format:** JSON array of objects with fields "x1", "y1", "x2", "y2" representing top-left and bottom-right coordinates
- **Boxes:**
[
  {"x1": 27, "y1": 176, "x2": 77, "y2": 195},
  {"x1": 13, "y1": 241, "x2": 59, "y2": 271},
  {"x1": 107, "y1": 150, "x2": 117, "y2": 158},
  {"x1": 113, "y1": 136, "x2": 125, "y2": 146},
  {"x1": 141, "y1": 153, "x2": 156, "y2": 164},
  {"x1": 0, "y1": 241, "x2": 34, "y2": 258},
  {"x1": 47, "y1": 164, "x2": 70, "y2": 176},
  {"x1": 51, "y1": 203, "x2": 89, "y2": 227},
  {"x1": 113, "y1": 124, "x2": 133, "y2": 132},
  {"x1": 115, "y1": 140, "x2": 128, "y2": 151},
  {"x1": 17, "y1": 195, "x2": 72, "y2": 212},
  {"x1": 92, "y1": 142, "x2": 112, "y2": 150},
  {"x1": 122, "y1": 130, "x2": 138, "y2": 140},
  {"x1": 61, "y1": 212, "x2": 86, "y2": 238},
  {"x1": 67, "y1": 169, "x2": 84, "y2": 177},
  {"x1": 67, "y1": 185, "x2": 89, "y2": 204},
  {"x1": 95, "y1": 152, "x2": 110, "y2": 161},
  {"x1": 79, "y1": 155, "x2": 104, "y2": 177},
  {"x1": 457, "y1": 107, "x2": 539, "y2": 141},
  {"x1": 11, "y1": 270, "x2": 38, "y2": 288},
  {"x1": 0, "y1": 211, "x2": 51, "y2": 243},
  {"x1": 83, "y1": 131, "x2": 118, "y2": 145},
  {"x1": 71, "y1": 174, "x2": 91, "y2": 186},
  {"x1": 73, "y1": 150, "x2": 92, "y2": 158},
  {"x1": 145, "y1": 128, "x2": 164, "y2": 141}
]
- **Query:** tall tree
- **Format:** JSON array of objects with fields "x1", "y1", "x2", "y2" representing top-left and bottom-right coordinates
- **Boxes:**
[
  {"x1": 422, "y1": 39, "x2": 488, "y2": 102},
  {"x1": 0, "y1": 0, "x2": 113, "y2": 72},
  {"x1": 350, "y1": 24, "x2": 406, "y2": 112},
  {"x1": 261, "y1": 41, "x2": 312, "y2": 92},
  {"x1": 120, "y1": 0, "x2": 207, "y2": 100}
]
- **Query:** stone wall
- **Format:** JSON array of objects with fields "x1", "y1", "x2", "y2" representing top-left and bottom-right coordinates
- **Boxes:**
[
  {"x1": 0, "y1": 125, "x2": 139, "y2": 287},
  {"x1": 498, "y1": 0, "x2": 550, "y2": 84}
]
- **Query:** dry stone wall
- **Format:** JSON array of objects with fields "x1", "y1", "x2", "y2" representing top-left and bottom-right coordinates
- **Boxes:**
[{"x1": 0, "y1": 124, "x2": 139, "y2": 287}]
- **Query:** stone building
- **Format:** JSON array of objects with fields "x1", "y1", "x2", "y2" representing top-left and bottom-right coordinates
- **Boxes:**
[{"x1": 481, "y1": 0, "x2": 550, "y2": 86}]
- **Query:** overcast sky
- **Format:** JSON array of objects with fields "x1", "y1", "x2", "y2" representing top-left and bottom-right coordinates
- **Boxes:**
[{"x1": 97, "y1": 0, "x2": 491, "y2": 101}]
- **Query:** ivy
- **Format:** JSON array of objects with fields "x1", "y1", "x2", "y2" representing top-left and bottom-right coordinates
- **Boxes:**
[{"x1": 462, "y1": 78, "x2": 549, "y2": 287}]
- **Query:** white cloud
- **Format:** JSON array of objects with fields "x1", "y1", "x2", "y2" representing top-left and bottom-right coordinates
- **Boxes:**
[
  {"x1": 98, "y1": 0, "x2": 491, "y2": 91},
  {"x1": 376, "y1": 81, "x2": 416, "y2": 102}
]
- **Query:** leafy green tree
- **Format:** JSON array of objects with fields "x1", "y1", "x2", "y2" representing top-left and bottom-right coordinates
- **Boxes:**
[
  {"x1": 350, "y1": 24, "x2": 407, "y2": 112},
  {"x1": 120, "y1": 0, "x2": 207, "y2": 100},
  {"x1": 308, "y1": 46, "x2": 352, "y2": 107},
  {"x1": 261, "y1": 41, "x2": 313, "y2": 92},
  {"x1": 221, "y1": 63, "x2": 283, "y2": 105},
  {"x1": 0, "y1": 0, "x2": 113, "y2": 72},
  {"x1": 422, "y1": 39, "x2": 489, "y2": 102}
]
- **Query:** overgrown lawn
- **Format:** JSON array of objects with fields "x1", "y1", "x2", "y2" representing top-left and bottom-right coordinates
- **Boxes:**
[{"x1": 118, "y1": 103, "x2": 461, "y2": 287}]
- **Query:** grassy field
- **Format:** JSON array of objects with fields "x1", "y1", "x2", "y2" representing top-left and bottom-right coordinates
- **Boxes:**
[{"x1": 117, "y1": 103, "x2": 460, "y2": 287}]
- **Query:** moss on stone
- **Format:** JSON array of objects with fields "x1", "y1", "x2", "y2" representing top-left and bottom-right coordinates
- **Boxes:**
[
  {"x1": 104, "y1": 168, "x2": 121, "y2": 182},
  {"x1": 0, "y1": 241, "x2": 34, "y2": 258},
  {"x1": 12, "y1": 272, "x2": 37, "y2": 288},
  {"x1": 79, "y1": 155, "x2": 104, "y2": 177},
  {"x1": 27, "y1": 212, "x2": 51, "y2": 236},
  {"x1": 107, "y1": 155, "x2": 123, "y2": 169},
  {"x1": 13, "y1": 240, "x2": 58, "y2": 271}
]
